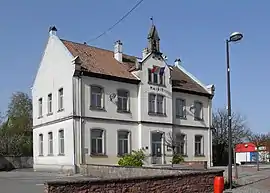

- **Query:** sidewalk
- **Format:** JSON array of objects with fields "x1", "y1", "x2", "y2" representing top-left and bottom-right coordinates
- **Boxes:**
[
  {"x1": 212, "y1": 166, "x2": 270, "y2": 192},
  {"x1": 228, "y1": 167, "x2": 270, "y2": 193}
]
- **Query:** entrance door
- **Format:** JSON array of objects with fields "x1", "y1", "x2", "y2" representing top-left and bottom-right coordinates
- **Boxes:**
[{"x1": 151, "y1": 132, "x2": 163, "y2": 164}]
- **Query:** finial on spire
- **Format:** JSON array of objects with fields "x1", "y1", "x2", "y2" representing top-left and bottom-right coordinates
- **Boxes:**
[{"x1": 150, "y1": 16, "x2": 154, "y2": 25}]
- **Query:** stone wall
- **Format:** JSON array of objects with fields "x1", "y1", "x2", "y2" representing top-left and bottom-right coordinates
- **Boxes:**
[
  {"x1": 0, "y1": 156, "x2": 33, "y2": 171},
  {"x1": 45, "y1": 170, "x2": 224, "y2": 193},
  {"x1": 80, "y1": 164, "x2": 195, "y2": 178}
]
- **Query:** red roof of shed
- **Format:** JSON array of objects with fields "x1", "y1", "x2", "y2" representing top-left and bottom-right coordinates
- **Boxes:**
[{"x1": 235, "y1": 143, "x2": 256, "y2": 153}]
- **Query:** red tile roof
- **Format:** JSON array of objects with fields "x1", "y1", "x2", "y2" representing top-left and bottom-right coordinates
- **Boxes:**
[{"x1": 61, "y1": 39, "x2": 211, "y2": 96}]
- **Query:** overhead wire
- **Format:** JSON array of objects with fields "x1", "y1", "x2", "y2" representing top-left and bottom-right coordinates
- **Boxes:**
[{"x1": 86, "y1": 0, "x2": 146, "y2": 43}]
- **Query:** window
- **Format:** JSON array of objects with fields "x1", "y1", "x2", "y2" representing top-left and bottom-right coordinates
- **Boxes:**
[
  {"x1": 39, "y1": 134, "x2": 43, "y2": 156},
  {"x1": 91, "y1": 129, "x2": 104, "y2": 155},
  {"x1": 195, "y1": 135, "x2": 203, "y2": 156},
  {"x1": 91, "y1": 86, "x2": 103, "y2": 109},
  {"x1": 38, "y1": 98, "x2": 43, "y2": 117},
  {"x1": 48, "y1": 132, "x2": 53, "y2": 155},
  {"x1": 148, "y1": 67, "x2": 165, "y2": 85},
  {"x1": 156, "y1": 95, "x2": 164, "y2": 114},
  {"x1": 148, "y1": 94, "x2": 166, "y2": 115},
  {"x1": 148, "y1": 69, "x2": 152, "y2": 82},
  {"x1": 175, "y1": 134, "x2": 186, "y2": 155},
  {"x1": 58, "y1": 88, "x2": 64, "y2": 111},
  {"x1": 59, "y1": 130, "x2": 65, "y2": 155},
  {"x1": 117, "y1": 90, "x2": 129, "y2": 112},
  {"x1": 176, "y1": 99, "x2": 186, "y2": 118},
  {"x1": 153, "y1": 72, "x2": 158, "y2": 84},
  {"x1": 118, "y1": 131, "x2": 130, "y2": 156},
  {"x1": 48, "y1": 93, "x2": 52, "y2": 114},
  {"x1": 148, "y1": 94, "x2": 156, "y2": 113},
  {"x1": 159, "y1": 74, "x2": 163, "y2": 85},
  {"x1": 194, "y1": 101, "x2": 203, "y2": 120}
]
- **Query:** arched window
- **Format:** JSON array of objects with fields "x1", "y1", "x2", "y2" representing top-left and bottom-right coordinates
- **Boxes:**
[
  {"x1": 58, "y1": 129, "x2": 65, "y2": 155},
  {"x1": 91, "y1": 129, "x2": 105, "y2": 155},
  {"x1": 175, "y1": 133, "x2": 186, "y2": 155},
  {"x1": 90, "y1": 85, "x2": 104, "y2": 109},
  {"x1": 117, "y1": 89, "x2": 130, "y2": 112},
  {"x1": 117, "y1": 130, "x2": 130, "y2": 156},
  {"x1": 39, "y1": 134, "x2": 43, "y2": 156},
  {"x1": 48, "y1": 132, "x2": 53, "y2": 155},
  {"x1": 195, "y1": 135, "x2": 204, "y2": 156}
]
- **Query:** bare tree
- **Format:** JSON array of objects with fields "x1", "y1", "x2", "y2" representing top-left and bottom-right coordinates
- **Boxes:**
[
  {"x1": 165, "y1": 131, "x2": 185, "y2": 166},
  {"x1": 212, "y1": 108, "x2": 251, "y2": 168},
  {"x1": 248, "y1": 132, "x2": 268, "y2": 171},
  {"x1": 0, "y1": 111, "x2": 4, "y2": 127}
]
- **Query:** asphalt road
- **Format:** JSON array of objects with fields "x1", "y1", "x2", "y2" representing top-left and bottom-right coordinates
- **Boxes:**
[{"x1": 0, "y1": 169, "x2": 92, "y2": 193}]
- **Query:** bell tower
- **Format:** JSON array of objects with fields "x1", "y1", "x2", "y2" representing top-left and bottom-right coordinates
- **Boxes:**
[{"x1": 147, "y1": 20, "x2": 161, "y2": 55}]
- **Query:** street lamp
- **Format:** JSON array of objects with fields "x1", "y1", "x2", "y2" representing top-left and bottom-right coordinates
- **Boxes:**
[{"x1": 226, "y1": 32, "x2": 243, "y2": 190}]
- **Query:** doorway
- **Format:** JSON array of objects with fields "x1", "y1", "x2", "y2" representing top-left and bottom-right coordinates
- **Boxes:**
[{"x1": 151, "y1": 132, "x2": 164, "y2": 164}]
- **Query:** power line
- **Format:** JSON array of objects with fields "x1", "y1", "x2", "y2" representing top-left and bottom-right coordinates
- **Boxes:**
[{"x1": 86, "y1": 0, "x2": 146, "y2": 43}]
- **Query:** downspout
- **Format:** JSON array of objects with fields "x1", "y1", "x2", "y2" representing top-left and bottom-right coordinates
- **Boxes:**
[
  {"x1": 72, "y1": 77, "x2": 77, "y2": 172},
  {"x1": 79, "y1": 73, "x2": 83, "y2": 165},
  {"x1": 208, "y1": 97, "x2": 212, "y2": 168}
]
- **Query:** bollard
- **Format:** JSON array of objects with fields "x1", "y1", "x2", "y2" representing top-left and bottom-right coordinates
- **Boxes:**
[{"x1": 214, "y1": 176, "x2": 224, "y2": 193}]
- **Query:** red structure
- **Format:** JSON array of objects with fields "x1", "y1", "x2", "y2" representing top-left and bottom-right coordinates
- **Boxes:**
[
  {"x1": 214, "y1": 176, "x2": 224, "y2": 193},
  {"x1": 235, "y1": 142, "x2": 256, "y2": 153}
]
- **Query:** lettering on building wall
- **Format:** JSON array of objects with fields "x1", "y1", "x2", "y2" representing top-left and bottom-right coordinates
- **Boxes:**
[{"x1": 150, "y1": 86, "x2": 164, "y2": 92}]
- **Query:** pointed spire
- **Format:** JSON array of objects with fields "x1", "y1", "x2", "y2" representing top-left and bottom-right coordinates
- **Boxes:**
[
  {"x1": 147, "y1": 24, "x2": 160, "y2": 40},
  {"x1": 147, "y1": 18, "x2": 161, "y2": 54}
]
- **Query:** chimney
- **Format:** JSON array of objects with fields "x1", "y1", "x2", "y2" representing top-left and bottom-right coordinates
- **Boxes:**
[
  {"x1": 114, "y1": 40, "x2": 123, "y2": 62},
  {"x1": 49, "y1": 26, "x2": 57, "y2": 36},
  {"x1": 142, "y1": 48, "x2": 149, "y2": 59},
  {"x1": 174, "y1": 58, "x2": 182, "y2": 66}
]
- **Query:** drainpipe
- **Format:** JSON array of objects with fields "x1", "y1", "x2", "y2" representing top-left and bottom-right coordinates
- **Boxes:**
[
  {"x1": 79, "y1": 73, "x2": 83, "y2": 165},
  {"x1": 208, "y1": 98, "x2": 212, "y2": 168},
  {"x1": 72, "y1": 77, "x2": 77, "y2": 173}
]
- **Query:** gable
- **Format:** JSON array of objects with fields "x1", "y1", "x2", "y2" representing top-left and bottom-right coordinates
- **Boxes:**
[{"x1": 32, "y1": 35, "x2": 74, "y2": 90}]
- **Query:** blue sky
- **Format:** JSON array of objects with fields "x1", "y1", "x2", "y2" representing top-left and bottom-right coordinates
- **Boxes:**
[{"x1": 0, "y1": 0, "x2": 269, "y2": 132}]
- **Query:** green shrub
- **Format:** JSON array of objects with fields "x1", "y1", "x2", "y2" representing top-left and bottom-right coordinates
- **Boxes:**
[
  {"x1": 171, "y1": 154, "x2": 184, "y2": 164},
  {"x1": 118, "y1": 149, "x2": 145, "y2": 167}
]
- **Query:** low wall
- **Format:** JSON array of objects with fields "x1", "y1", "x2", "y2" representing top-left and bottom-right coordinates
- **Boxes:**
[
  {"x1": 45, "y1": 169, "x2": 224, "y2": 193},
  {"x1": 0, "y1": 156, "x2": 33, "y2": 171},
  {"x1": 80, "y1": 163, "x2": 208, "y2": 178}
]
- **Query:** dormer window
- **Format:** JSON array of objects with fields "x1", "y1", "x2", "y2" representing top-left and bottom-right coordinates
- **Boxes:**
[{"x1": 148, "y1": 66, "x2": 165, "y2": 85}]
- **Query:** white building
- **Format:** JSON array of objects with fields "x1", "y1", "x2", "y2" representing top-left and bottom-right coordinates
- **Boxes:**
[{"x1": 32, "y1": 25, "x2": 215, "y2": 173}]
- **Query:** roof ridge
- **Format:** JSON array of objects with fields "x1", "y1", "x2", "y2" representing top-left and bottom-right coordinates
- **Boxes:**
[{"x1": 60, "y1": 39, "x2": 141, "y2": 60}]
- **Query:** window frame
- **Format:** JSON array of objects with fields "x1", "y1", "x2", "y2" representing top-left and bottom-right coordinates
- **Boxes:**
[
  {"x1": 156, "y1": 94, "x2": 164, "y2": 114},
  {"x1": 176, "y1": 98, "x2": 186, "y2": 119},
  {"x1": 175, "y1": 133, "x2": 187, "y2": 156},
  {"x1": 148, "y1": 93, "x2": 156, "y2": 113},
  {"x1": 147, "y1": 66, "x2": 165, "y2": 86},
  {"x1": 90, "y1": 85, "x2": 104, "y2": 110},
  {"x1": 117, "y1": 89, "x2": 130, "y2": 112},
  {"x1": 194, "y1": 135, "x2": 204, "y2": 156},
  {"x1": 117, "y1": 130, "x2": 131, "y2": 156},
  {"x1": 38, "y1": 98, "x2": 43, "y2": 118},
  {"x1": 148, "y1": 93, "x2": 166, "y2": 116},
  {"x1": 48, "y1": 132, "x2": 53, "y2": 155},
  {"x1": 47, "y1": 93, "x2": 53, "y2": 115},
  {"x1": 58, "y1": 88, "x2": 64, "y2": 111},
  {"x1": 194, "y1": 101, "x2": 203, "y2": 121},
  {"x1": 90, "y1": 128, "x2": 106, "y2": 156},
  {"x1": 39, "y1": 134, "x2": 43, "y2": 156},
  {"x1": 58, "y1": 129, "x2": 65, "y2": 155}
]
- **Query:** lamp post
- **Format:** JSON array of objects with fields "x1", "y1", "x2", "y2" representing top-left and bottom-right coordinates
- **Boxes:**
[{"x1": 226, "y1": 32, "x2": 243, "y2": 190}]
